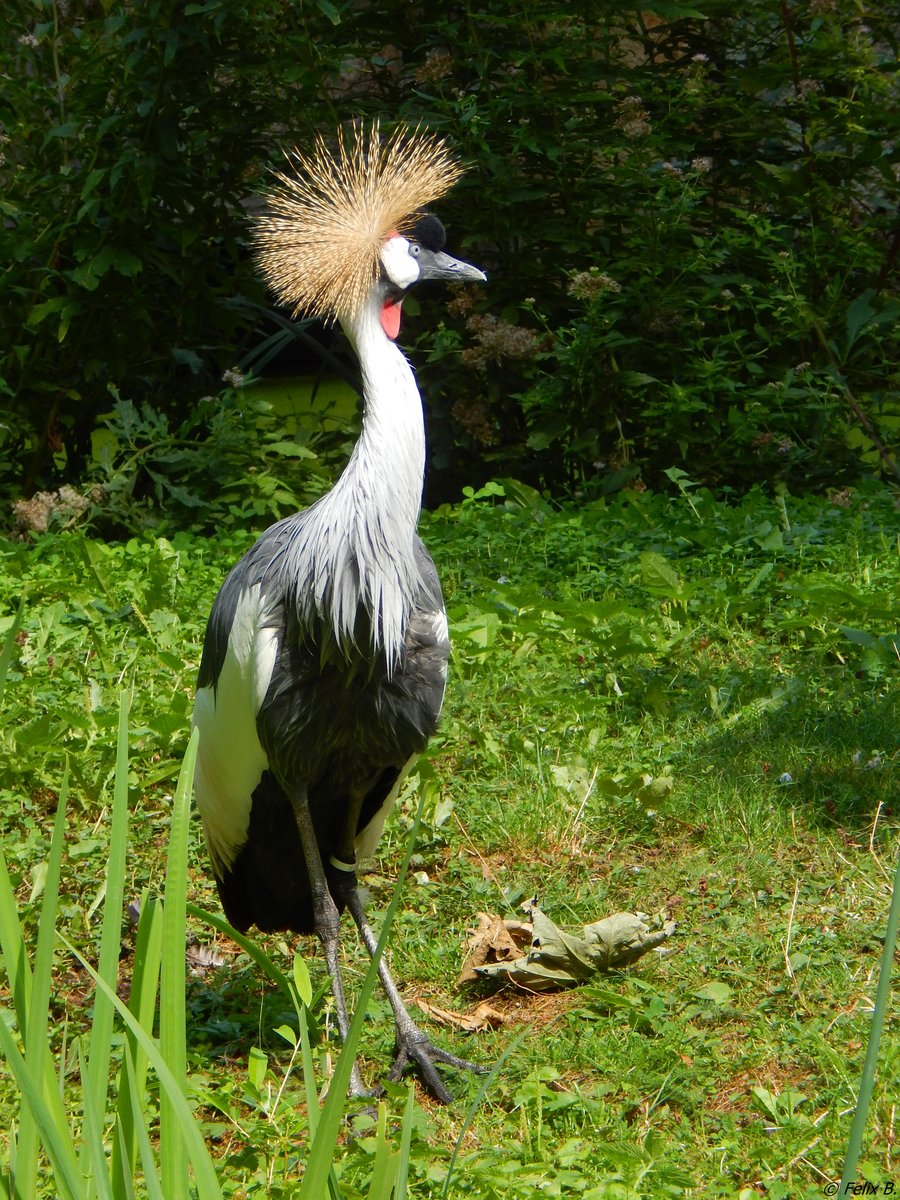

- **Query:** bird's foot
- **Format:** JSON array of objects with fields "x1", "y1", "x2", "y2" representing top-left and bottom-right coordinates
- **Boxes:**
[{"x1": 388, "y1": 1030, "x2": 487, "y2": 1105}]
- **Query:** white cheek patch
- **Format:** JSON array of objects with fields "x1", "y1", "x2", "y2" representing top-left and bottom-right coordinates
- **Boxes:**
[{"x1": 380, "y1": 236, "x2": 420, "y2": 289}]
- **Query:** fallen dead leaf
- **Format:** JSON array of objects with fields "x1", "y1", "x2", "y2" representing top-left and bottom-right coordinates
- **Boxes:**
[
  {"x1": 464, "y1": 900, "x2": 677, "y2": 991},
  {"x1": 416, "y1": 998, "x2": 506, "y2": 1032},
  {"x1": 459, "y1": 911, "x2": 533, "y2": 984}
]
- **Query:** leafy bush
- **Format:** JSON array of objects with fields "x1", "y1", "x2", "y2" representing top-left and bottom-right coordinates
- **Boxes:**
[
  {"x1": 1, "y1": 0, "x2": 335, "y2": 492},
  {"x1": 401, "y1": 1, "x2": 900, "y2": 495},
  {"x1": 88, "y1": 383, "x2": 354, "y2": 536},
  {"x1": 2, "y1": 0, "x2": 898, "y2": 509}
]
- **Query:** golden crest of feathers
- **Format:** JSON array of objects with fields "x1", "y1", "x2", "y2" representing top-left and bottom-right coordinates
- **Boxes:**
[{"x1": 252, "y1": 122, "x2": 463, "y2": 323}]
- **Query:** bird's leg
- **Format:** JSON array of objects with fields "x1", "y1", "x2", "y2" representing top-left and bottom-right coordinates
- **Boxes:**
[
  {"x1": 341, "y1": 882, "x2": 487, "y2": 1105},
  {"x1": 289, "y1": 790, "x2": 368, "y2": 1099},
  {"x1": 328, "y1": 792, "x2": 485, "y2": 1103}
]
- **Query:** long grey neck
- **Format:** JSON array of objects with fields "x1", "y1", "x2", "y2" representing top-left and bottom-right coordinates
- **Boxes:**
[
  {"x1": 340, "y1": 292, "x2": 426, "y2": 545},
  {"x1": 288, "y1": 289, "x2": 427, "y2": 668}
]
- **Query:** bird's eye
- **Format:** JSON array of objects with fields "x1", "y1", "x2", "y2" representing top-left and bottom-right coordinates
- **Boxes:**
[{"x1": 409, "y1": 243, "x2": 421, "y2": 257}]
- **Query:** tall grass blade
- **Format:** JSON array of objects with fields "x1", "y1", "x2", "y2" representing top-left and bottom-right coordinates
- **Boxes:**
[
  {"x1": 76, "y1": 1038, "x2": 114, "y2": 1200},
  {"x1": 839, "y1": 842, "x2": 900, "y2": 1188},
  {"x1": 366, "y1": 1103, "x2": 396, "y2": 1200},
  {"x1": 392, "y1": 1086, "x2": 416, "y2": 1200},
  {"x1": 82, "y1": 691, "x2": 131, "y2": 1189},
  {"x1": 0, "y1": 621, "x2": 33, "y2": 1106},
  {"x1": 367, "y1": 1091, "x2": 416, "y2": 1200},
  {"x1": 0, "y1": 600, "x2": 24, "y2": 706},
  {"x1": 121, "y1": 1043, "x2": 167, "y2": 1200},
  {"x1": 0, "y1": 853, "x2": 32, "y2": 1059},
  {"x1": 0, "y1": 1019, "x2": 82, "y2": 1200},
  {"x1": 294, "y1": 972, "x2": 324, "y2": 1139},
  {"x1": 17, "y1": 773, "x2": 73, "y2": 1200},
  {"x1": 61, "y1": 935, "x2": 223, "y2": 1200},
  {"x1": 0, "y1": 848, "x2": 30, "y2": 1196},
  {"x1": 159, "y1": 726, "x2": 198, "y2": 1200},
  {"x1": 111, "y1": 895, "x2": 164, "y2": 1200}
]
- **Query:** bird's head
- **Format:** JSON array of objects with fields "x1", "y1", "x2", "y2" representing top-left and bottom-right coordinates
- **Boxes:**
[
  {"x1": 253, "y1": 123, "x2": 485, "y2": 336},
  {"x1": 378, "y1": 212, "x2": 486, "y2": 339}
]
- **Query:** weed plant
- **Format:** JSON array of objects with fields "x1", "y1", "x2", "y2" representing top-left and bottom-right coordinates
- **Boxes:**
[{"x1": 0, "y1": 481, "x2": 897, "y2": 1195}]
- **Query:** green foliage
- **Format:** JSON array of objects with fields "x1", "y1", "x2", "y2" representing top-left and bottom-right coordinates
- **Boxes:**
[
  {"x1": 0, "y1": 0, "x2": 341, "y2": 492},
  {"x1": 3, "y1": 0, "x2": 899, "y2": 507},
  {"x1": 398, "y1": 0, "x2": 900, "y2": 494},
  {"x1": 89, "y1": 384, "x2": 348, "y2": 536}
]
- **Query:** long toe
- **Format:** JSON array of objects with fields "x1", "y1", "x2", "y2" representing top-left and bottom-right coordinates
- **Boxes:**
[{"x1": 389, "y1": 1032, "x2": 487, "y2": 1105}]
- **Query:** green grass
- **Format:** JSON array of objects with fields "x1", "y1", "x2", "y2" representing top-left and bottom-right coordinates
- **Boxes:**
[{"x1": 0, "y1": 481, "x2": 897, "y2": 1197}]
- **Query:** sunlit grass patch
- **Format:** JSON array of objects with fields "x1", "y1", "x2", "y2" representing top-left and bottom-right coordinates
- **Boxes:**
[{"x1": 0, "y1": 481, "x2": 896, "y2": 1195}]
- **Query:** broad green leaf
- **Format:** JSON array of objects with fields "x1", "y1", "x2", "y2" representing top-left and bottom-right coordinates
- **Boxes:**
[
  {"x1": 639, "y1": 551, "x2": 683, "y2": 594},
  {"x1": 693, "y1": 982, "x2": 733, "y2": 1005},
  {"x1": 293, "y1": 952, "x2": 313, "y2": 1008},
  {"x1": 247, "y1": 1047, "x2": 268, "y2": 1093}
]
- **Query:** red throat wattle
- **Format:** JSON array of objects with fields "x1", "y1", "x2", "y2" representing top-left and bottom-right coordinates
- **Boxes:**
[{"x1": 380, "y1": 297, "x2": 402, "y2": 340}]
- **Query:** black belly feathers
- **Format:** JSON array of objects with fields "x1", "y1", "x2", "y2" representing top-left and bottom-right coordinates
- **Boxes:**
[{"x1": 216, "y1": 762, "x2": 402, "y2": 935}]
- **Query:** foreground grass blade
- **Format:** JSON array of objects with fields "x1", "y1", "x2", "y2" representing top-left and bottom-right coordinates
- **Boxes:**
[
  {"x1": 160, "y1": 726, "x2": 199, "y2": 1200},
  {"x1": 0, "y1": 600, "x2": 24, "y2": 706},
  {"x1": 111, "y1": 895, "x2": 164, "y2": 1199},
  {"x1": 0, "y1": 1019, "x2": 83, "y2": 1200},
  {"x1": 17, "y1": 774, "x2": 73, "y2": 1200},
  {"x1": 0, "y1": 849, "x2": 31, "y2": 1031},
  {"x1": 839, "y1": 841, "x2": 900, "y2": 1189},
  {"x1": 291, "y1": 953, "x2": 323, "y2": 1132},
  {"x1": 366, "y1": 1104, "x2": 394, "y2": 1200},
  {"x1": 82, "y1": 692, "x2": 131, "y2": 1190},
  {"x1": 60, "y1": 936, "x2": 223, "y2": 1200},
  {"x1": 297, "y1": 791, "x2": 428, "y2": 1200},
  {"x1": 367, "y1": 1088, "x2": 415, "y2": 1200},
  {"x1": 121, "y1": 1043, "x2": 167, "y2": 1200},
  {"x1": 76, "y1": 1039, "x2": 114, "y2": 1200},
  {"x1": 393, "y1": 1086, "x2": 416, "y2": 1200}
]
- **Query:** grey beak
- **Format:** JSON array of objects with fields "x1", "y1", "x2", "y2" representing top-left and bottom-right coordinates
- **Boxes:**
[{"x1": 417, "y1": 249, "x2": 487, "y2": 283}]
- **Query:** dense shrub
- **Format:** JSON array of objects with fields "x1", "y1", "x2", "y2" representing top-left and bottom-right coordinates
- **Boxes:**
[
  {"x1": 400, "y1": 1, "x2": 900, "y2": 496},
  {"x1": 1, "y1": 0, "x2": 332, "y2": 493},
  {"x1": 2, "y1": 0, "x2": 897, "y2": 516}
]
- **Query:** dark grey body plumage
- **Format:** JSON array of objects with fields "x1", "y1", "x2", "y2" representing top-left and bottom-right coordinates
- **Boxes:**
[{"x1": 196, "y1": 507, "x2": 449, "y2": 935}]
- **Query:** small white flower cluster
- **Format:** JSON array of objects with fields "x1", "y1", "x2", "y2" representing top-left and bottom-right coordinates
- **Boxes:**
[{"x1": 12, "y1": 484, "x2": 103, "y2": 535}]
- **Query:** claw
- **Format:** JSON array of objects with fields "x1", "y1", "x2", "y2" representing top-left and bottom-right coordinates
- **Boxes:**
[
  {"x1": 343, "y1": 883, "x2": 490, "y2": 1103},
  {"x1": 389, "y1": 1030, "x2": 487, "y2": 1104}
]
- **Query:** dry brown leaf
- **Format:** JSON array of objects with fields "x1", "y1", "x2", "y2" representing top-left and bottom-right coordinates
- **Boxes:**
[
  {"x1": 416, "y1": 998, "x2": 506, "y2": 1032},
  {"x1": 458, "y1": 911, "x2": 532, "y2": 984},
  {"x1": 458, "y1": 912, "x2": 535, "y2": 979},
  {"x1": 472, "y1": 903, "x2": 677, "y2": 991}
]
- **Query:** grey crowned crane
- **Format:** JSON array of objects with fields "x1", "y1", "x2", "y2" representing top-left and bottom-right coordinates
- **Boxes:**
[{"x1": 192, "y1": 124, "x2": 486, "y2": 1103}]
